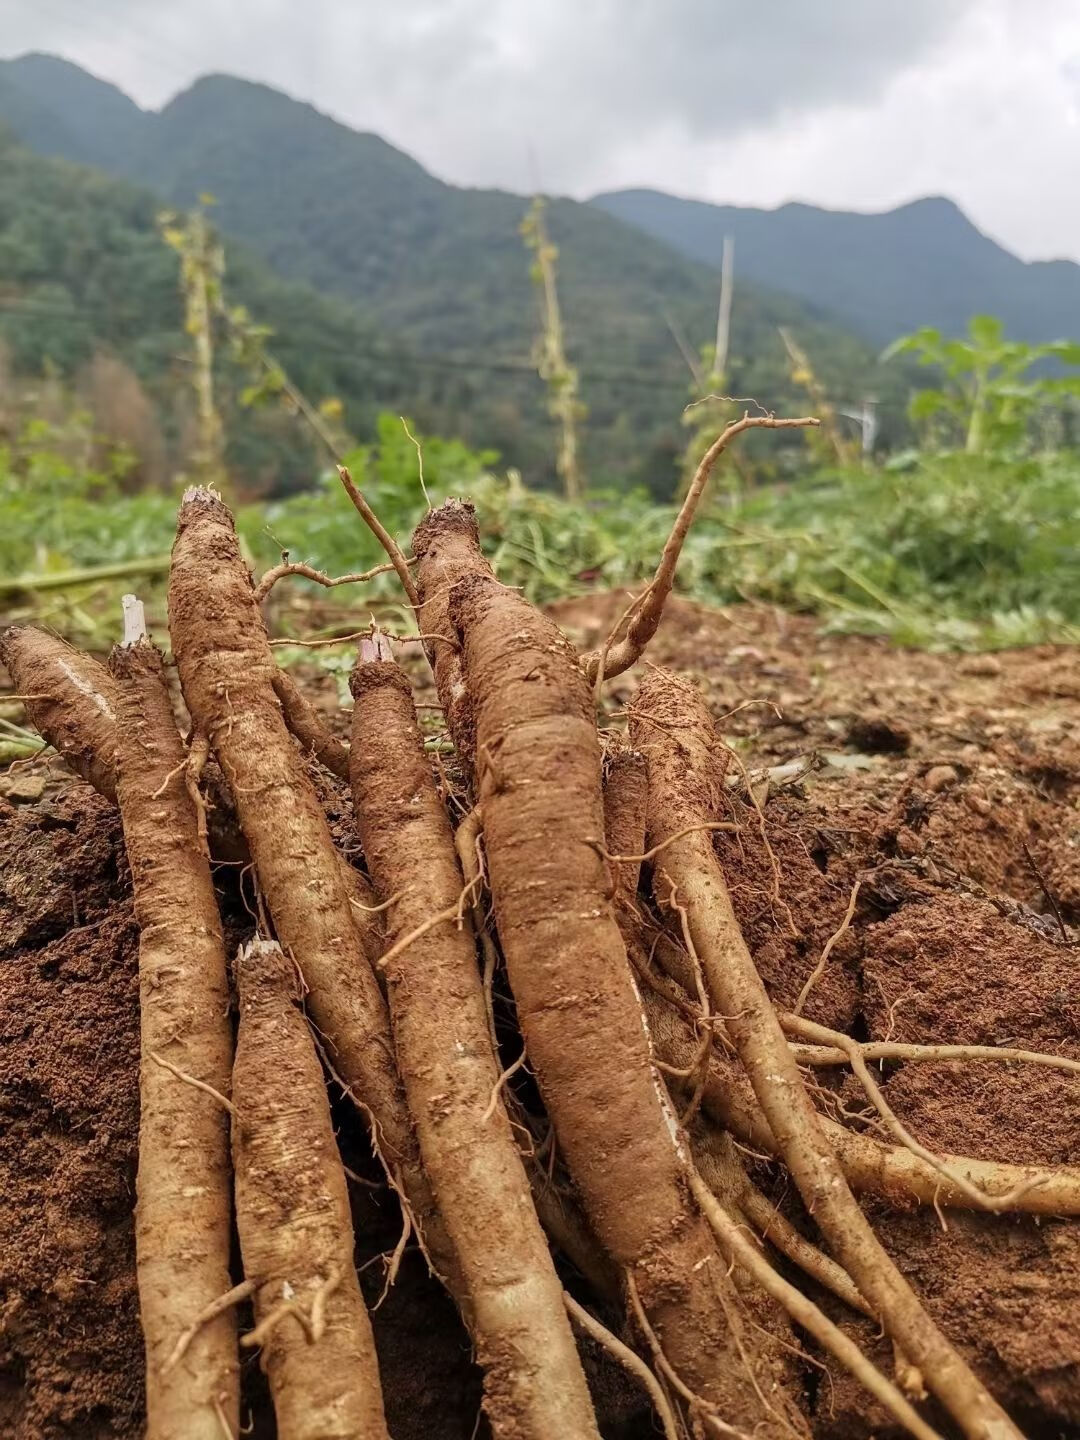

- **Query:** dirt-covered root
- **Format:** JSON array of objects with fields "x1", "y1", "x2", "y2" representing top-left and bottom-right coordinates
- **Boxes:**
[
  {"x1": 453, "y1": 802, "x2": 620, "y2": 1306},
  {"x1": 108, "y1": 637, "x2": 237, "y2": 1440},
  {"x1": 271, "y1": 666, "x2": 351, "y2": 779},
  {"x1": 411, "y1": 499, "x2": 496, "y2": 766},
  {"x1": 449, "y1": 569, "x2": 808, "y2": 1438},
  {"x1": 350, "y1": 651, "x2": 601, "y2": 1440},
  {"x1": 2, "y1": 623, "x2": 119, "y2": 801},
  {"x1": 630, "y1": 668, "x2": 1023, "y2": 1440},
  {"x1": 167, "y1": 488, "x2": 457, "y2": 1289},
  {"x1": 232, "y1": 939, "x2": 390, "y2": 1440},
  {"x1": 601, "y1": 746, "x2": 649, "y2": 909},
  {"x1": 1, "y1": 622, "x2": 249, "y2": 861}
]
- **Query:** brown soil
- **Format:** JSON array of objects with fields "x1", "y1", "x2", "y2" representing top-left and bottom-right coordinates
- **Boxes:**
[{"x1": 4, "y1": 595, "x2": 1080, "y2": 1437}]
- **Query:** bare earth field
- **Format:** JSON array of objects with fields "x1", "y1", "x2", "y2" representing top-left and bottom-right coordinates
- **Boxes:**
[{"x1": 3, "y1": 595, "x2": 1078, "y2": 1439}]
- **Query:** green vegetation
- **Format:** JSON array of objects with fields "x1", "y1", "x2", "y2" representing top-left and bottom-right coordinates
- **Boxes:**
[
  {"x1": 883, "y1": 315, "x2": 1080, "y2": 456},
  {"x1": 0, "y1": 133, "x2": 426, "y2": 496},
  {"x1": 5, "y1": 352, "x2": 1080, "y2": 655}
]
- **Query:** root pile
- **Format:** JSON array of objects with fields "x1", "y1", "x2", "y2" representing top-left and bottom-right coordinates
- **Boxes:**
[{"x1": 6, "y1": 416, "x2": 1078, "y2": 1440}]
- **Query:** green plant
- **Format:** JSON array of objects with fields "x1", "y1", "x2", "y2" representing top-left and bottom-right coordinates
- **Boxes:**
[{"x1": 884, "y1": 315, "x2": 1080, "y2": 456}]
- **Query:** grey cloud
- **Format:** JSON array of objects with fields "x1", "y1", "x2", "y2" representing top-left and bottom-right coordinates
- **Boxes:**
[
  {"x1": 1, "y1": 0, "x2": 974, "y2": 194},
  {"x1": 8, "y1": 0, "x2": 1077, "y2": 262},
  {"x1": 292, "y1": 0, "x2": 975, "y2": 190}
]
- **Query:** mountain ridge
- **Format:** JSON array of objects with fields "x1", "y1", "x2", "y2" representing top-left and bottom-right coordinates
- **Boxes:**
[{"x1": 590, "y1": 187, "x2": 1080, "y2": 349}]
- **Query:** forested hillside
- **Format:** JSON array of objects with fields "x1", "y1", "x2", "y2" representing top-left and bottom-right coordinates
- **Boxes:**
[
  {"x1": 0, "y1": 53, "x2": 904, "y2": 493},
  {"x1": 0, "y1": 134, "x2": 441, "y2": 494}
]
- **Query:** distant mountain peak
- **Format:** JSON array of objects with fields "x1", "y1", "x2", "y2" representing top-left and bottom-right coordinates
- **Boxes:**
[{"x1": 591, "y1": 187, "x2": 1080, "y2": 347}]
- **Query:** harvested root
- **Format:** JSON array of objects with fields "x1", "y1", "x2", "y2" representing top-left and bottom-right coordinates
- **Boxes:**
[
  {"x1": 168, "y1": 488, "x2": 458, "y2": 1290},
  {"x1": 411, "y1": 499, "x2": 496, "y2": 766},
  {"x1": 2, "y1": 624, "x2": 119, "y2": 801},
  {"x1": 1, "y1": 622, "x2": 247, "y2": 861},
  {"x1": 453, "y1": 803, "x2": 620, "y2": 1303},
  {"x1": 449, "y1": 560, "x2": 807, "y2": 1436},
  {"x1": 109, "y1": 631, "x2": 237, "y2": 1440},
  {"x1": 601, "y1": 745, "x2": 649, "y2": 907},
  {"x1": 350, "y1": 645, "x2": 600, "y2": 1439},
  {"x1": 232, "y1": 939, "x2": 389, "y2": 1440},
  {"x1": 630, "y1": 669, "x2": 1022, "y2": 1440}
]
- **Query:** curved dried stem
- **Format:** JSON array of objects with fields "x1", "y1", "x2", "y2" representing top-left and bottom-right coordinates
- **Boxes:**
[
  {"x1": 254, "y1": 559, "x2": 398, "y2": 605},
  {"x1": 337, "y1": 465, "x2": 421, "y2": 611},
  {"x1": 582, "y1": 413, "x2": 818, "y2": 685}
]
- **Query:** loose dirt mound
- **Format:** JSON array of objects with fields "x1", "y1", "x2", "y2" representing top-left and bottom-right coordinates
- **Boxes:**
[{"x1": 3, "y1": 596, "x2": 1079, "y2": 1437}]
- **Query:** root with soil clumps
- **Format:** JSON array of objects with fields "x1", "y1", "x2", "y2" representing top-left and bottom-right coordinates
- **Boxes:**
[
  {"x1": 109, "y1": 623, "x2": 237, "y2": 1440},
  {"x1": 447, "y1": 555, "x2": 807, "y2": 1437},
  {"x1": 232, "y1": 938, "x2": 389, "y2": 1440},
  {"x1": 167, "y1": 488, "x2": 459, "y2": 1295}
]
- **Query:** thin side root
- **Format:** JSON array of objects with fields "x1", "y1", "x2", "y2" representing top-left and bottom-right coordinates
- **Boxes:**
[
  {"x1": 783, "y1": 1011, "x2": 1080, "y2": 1077},
  {"x1": 687, "y1": 1170, "x2": 943, "y2": 1440},
  {"x1": 564, "y1": 1291, "x2": 680, "y2": 1440},
  {"x1": 781, "y1": 1013, "x2": 1059, "y2": 1211},
  {"x1": 481, "y1": 1049, "x2": 528, "y2": 1123},
  {"x1": 592, "y1": 822, "x2": 741, "y2": 865},
  {"x1": 241, "y1": 1270, "x2": 342, "y2": 1349},
  {"x1": 163, "y1": 1280, "x2": 258, "y2": 1373},
  {"x1": 147, "y1": 1050, "x2": 235, "y2": 1115},
  {"x1": 625, "y1": 1272, "x2": 747, "y2": 1440},
  {"x1": 793, "y1": 877, "x2": 862, "y2": 1016}
]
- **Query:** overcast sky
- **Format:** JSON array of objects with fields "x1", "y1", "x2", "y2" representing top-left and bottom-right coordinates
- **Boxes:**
[{"x1": 4, "y1": 0, "x2": 1079, "y2": 262}]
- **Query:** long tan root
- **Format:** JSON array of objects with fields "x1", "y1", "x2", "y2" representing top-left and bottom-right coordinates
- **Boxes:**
[
  {"x1": 109, "y1": 634, "x2": 238, "y2": 1440},
  {"x1": 631, "y1": 669, "x2": 1022, "y2": 1440}
]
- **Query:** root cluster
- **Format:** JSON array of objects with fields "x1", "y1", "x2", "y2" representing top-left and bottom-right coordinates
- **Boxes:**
[{"x1": 3, "y1": 419, "x2": 1077, "y2": 1440}]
